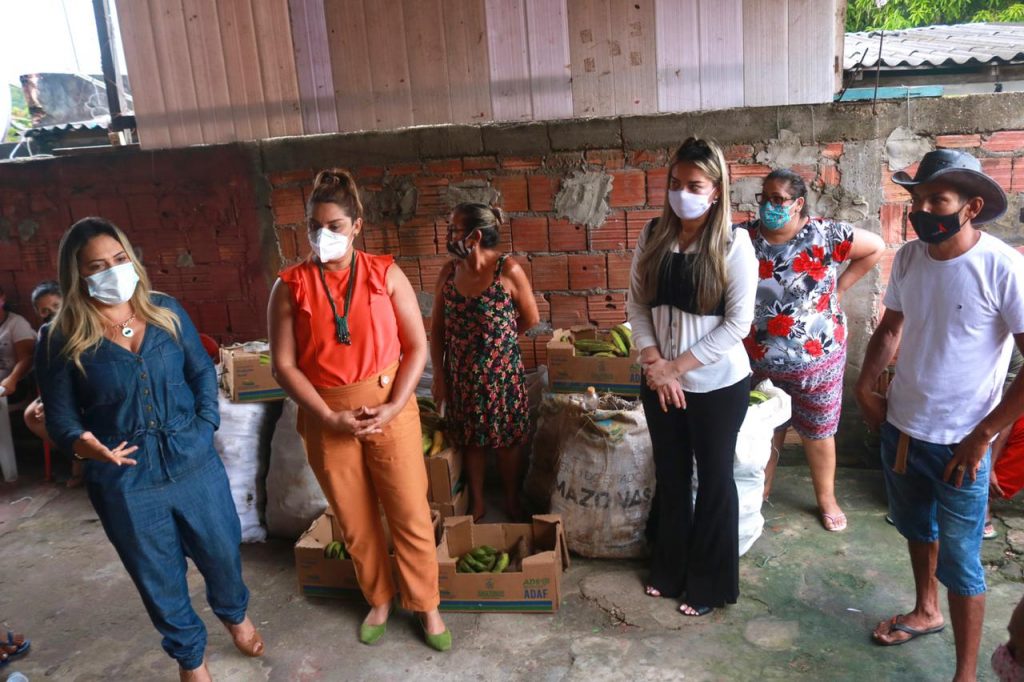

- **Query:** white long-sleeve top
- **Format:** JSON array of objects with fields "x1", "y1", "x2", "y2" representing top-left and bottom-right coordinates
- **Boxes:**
[{"x1": 626, "y1": 221, "x2": 758, "y2": 393}]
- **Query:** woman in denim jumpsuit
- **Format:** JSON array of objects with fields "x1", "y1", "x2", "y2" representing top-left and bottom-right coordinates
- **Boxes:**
[{"x1": 35, "y1": 218, "x2": 263, "y2": 682}]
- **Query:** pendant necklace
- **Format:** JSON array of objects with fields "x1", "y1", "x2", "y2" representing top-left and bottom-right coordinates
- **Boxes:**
[{"x1": 109, "y1": 313, "x2": 137, "y2": 338}]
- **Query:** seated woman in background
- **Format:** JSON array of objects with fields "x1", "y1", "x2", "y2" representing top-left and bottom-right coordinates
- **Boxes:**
[{"x1": 23, "y1": 280, "x2": 83, "y2": 486}]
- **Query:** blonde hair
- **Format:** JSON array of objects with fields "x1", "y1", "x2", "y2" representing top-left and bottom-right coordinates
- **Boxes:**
[
  {"x1": 637, "y1": 138, "x2": 732, "y2": 314},
  {"x1": 52, "y1": 217, "x2": 180, "y2": 373},
  {"x1": 307, "y1": 168, "x2": 363, "y2": 220}
]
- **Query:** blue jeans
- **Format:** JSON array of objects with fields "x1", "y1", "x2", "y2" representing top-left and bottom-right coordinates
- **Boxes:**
[
  {"x1": 88, "y1": 456, "x2": 249, "y2": 670},
  {"x1": 880, "y1": 421, "x2": 990, "y2": 597}
]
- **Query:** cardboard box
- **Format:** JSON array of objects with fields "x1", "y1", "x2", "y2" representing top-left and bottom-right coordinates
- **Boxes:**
[
  {"x1": 220, "y1": 345, "x2": 285, "y2": 402},
  {"x1": 430, "y1": 486, "x2": 469, "y2": 522},
  {"x1": 437, "y1": 514, "x2": 570, "y2": 612},
  {"x1": 425, "y1": 447, "x2": 463, "y2": 504},
  {"x1": 546, "y1": 326, "x2": 642, "y2": 396},
  {"x1": 295, "y1": 508, "x2": 440, "y2": 599}
]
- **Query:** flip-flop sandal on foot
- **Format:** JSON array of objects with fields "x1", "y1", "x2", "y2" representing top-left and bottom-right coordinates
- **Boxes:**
[
  {"x1": 644, "y1": 585, "x2": 662, "y2": 598},
  {"x1": 983, "y1": 522, "x2": 997, "y2": 540},
  {"x1": 873, "y1": 617, "x2": 944, "y2": 646},
  {"x1": 821, "y1": 512, "x2": 847, "y2": 532}
]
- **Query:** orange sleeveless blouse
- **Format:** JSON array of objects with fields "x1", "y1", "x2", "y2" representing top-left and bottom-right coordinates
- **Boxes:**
[{"x1": 279, "y1": 252, "x2": 401, "y2": 387}]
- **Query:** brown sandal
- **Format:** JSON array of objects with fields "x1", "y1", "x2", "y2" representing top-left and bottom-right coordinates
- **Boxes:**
[{"x1": 223, "y1": 618, "x2": 264, "y2": 657}]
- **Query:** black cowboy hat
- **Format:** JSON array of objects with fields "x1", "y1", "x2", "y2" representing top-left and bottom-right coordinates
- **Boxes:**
[{"x1": 892, "y1": 149, "x2": 1007, "y2": 225}]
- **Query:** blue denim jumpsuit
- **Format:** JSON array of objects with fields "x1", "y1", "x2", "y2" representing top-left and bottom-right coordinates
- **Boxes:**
[{"x1": 35, "y1": 294, "x2": 249, "y2": 670}]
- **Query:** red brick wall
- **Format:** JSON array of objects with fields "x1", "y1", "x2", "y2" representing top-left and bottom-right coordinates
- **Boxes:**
[
  {"x1": 878, "y1": 132, "x2": 1024, "y2": 287},
  {"x1": 267, "y1": 143, "x2": 846, "y2": 370},
  {"x1": 0, "y1": 146, "x2": 269, "y2": 341}
]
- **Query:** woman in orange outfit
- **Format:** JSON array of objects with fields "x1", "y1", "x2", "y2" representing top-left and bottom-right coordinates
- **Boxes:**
[{"x1": 268, "y1": 169, "x2": 450, "y2": 651}]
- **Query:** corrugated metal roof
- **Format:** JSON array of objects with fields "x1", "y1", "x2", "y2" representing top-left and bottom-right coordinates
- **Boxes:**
[
  {"x1": 845, "y1": 23, "x2": 1024, "y2": 70},
  {"x1": 23, "y1": 117, "x2": 110, "y2": 138}
]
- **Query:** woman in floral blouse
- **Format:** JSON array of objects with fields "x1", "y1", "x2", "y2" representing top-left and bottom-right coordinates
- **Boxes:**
[{"x1": 742, "y1": 169, "x2": 884, "y2": 531}]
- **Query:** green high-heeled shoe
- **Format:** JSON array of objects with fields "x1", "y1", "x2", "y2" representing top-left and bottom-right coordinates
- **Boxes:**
[
  {"x1": 419, "y1": 616, "x2": 452, "y2": 652},
  {"x1": 360, "y1": 606, "x2": 391, "y2": 647},
  {"x1": 359, "y1": 619, "x2": 387, "y2": 645}
]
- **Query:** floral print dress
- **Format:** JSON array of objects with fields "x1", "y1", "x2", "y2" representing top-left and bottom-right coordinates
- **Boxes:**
[
  {"x1": 441, "y1": 254, "x2": 529, "y2": 448},
  {"x1": 741, "y1": 217, "x2": 854, "y2": 371}
]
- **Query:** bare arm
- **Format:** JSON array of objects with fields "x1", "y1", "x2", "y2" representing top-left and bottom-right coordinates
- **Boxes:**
[
  {"x1": 854, "y1": 308, "x2": 904, "y2": 430},
  {"x1": 957, "y1": 345, "x2": 1024, "y2": 485},
  {"x1": 0, "y1": 338, "x2": 35, "y2": 394},
  {"x1": 502, "y1": 257, "x2": 540, "y2": 333},
  {"x1": 267, "y1": 278, "x2": 335, "y2": 423},
  {"x1": 977, "y1": 334, "x2": 1024, "y2": 438},
  {"x1": 381, "y1": 263, "x2": 428, "y2": 413},
  {"x1": 837, "y1": 228, "x2": 885, "y2": 297}
]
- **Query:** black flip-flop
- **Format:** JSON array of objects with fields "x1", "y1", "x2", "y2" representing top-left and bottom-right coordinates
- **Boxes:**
[{"x1": 874, "y1": 618, "x2": 944, "y2": 646}]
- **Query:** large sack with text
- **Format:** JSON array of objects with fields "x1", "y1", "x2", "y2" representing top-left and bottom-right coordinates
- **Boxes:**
[{"x1": 540, "y1": 394, "x2": 654, "y2": 558}]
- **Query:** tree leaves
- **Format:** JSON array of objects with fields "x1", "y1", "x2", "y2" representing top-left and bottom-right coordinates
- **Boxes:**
[{"x1": 846, "y1": 0, "x2": 1024, "y2": 32}]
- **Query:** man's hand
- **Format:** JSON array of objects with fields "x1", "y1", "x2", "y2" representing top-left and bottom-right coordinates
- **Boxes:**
[
  {"x1": 943, "y1": 429, "x2": 989, "y2": 488},
  {"x1": 855, "y1": 387, "x2": 887, "y2": 432}
]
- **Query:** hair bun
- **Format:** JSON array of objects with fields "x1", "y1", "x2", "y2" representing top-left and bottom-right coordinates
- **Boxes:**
[
  {"x1": 490, "y1": 206, "x2": 505, "y2": 227},
  {"x1": 313, "y1": 168, "x2": 354, "y2": 192}
]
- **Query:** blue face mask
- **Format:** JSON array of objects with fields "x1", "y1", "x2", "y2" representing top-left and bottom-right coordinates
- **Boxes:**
[{"x1": 759, "y1": 201, "x2": 791, "y2": 230}]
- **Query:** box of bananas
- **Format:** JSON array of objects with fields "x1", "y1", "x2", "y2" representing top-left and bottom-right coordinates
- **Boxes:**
[
  {"x1": 546, "y1": 325, "x2": 642, "y2": 396},
  {"x1": 418, "y1": 396, "x2": 446, "y2": 456}
]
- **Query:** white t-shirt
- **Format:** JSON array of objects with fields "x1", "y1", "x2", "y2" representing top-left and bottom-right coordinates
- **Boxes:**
[
  {"x1": 0, "y1": 312, "x2": 36, "y2": 382},
  {"x1": 884, "y1": 233, "x2": 1024, "y2": 444},
  {"x1": 627, "y1": 223, "x2": 757, "y2": 393}
]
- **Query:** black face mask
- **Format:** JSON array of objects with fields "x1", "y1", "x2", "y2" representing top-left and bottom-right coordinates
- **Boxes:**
[
  {"x1": 42, "y1": 314, "x2": 54, "y2": 324},
  {"x1": 908, "y1": 207, "x2": 965, "y2": 244}
]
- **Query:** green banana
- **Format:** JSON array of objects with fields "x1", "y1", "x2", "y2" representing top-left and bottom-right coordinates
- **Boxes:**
[
  {"x1": 492, "y1": 552, "x2": 510, "y2": 573},
  {"x1": 749, "y1": 390, "x2": 770, "y2": 405},
  {"x1": 470, "y1": 546, "x2": 496, "y2": 560},
  {"x1": 462, "y1": 553, "x2": 488, "y2": 572},
  {"x1": 457, "y1": 558, "x2": 473, "y2": 573},
  {"x1": 574, "y1": 339, "x2": 619, "y2": 356},
  {"x1": 324, "y1": 541, "x2": 342, "y2": 559},
  {"x1": 611, "y1": 324, "x2": 633, "y2": 352},
  {"x1": 609, "y1": 326, "x2": 629, "y2": 356}
]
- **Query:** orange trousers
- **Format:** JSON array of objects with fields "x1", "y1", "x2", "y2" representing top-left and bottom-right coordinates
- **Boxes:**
[{"x1": 297, "y1": 363, "x2": 439, "y2": 611}]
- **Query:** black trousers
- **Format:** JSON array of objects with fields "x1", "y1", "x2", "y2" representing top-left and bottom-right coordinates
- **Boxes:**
[{"x1": 641, "y1": 375, "x2": 749, "y2": 607}]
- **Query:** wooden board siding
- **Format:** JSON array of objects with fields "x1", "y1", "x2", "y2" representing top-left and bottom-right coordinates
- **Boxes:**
[{"x1": 118, "y1": 0, "x2": 838, "y2": 148}]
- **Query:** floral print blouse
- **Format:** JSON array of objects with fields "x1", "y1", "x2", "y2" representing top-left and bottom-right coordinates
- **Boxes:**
[{"x1": 740, "y1": 217, "x2": 854, "y2": 369}]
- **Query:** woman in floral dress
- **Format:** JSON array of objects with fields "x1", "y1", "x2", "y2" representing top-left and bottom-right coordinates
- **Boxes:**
[
  {"x1": 430, "y1": 203, "x2": 540, "y2": 520},
  {"x1": 742, "y1": 169, "x2": 884, "y2": 531}
]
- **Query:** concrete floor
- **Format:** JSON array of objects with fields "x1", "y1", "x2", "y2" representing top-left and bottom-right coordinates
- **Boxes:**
[{"x1": 2, "y1": 454, "x2": 1023, "y2": 681}]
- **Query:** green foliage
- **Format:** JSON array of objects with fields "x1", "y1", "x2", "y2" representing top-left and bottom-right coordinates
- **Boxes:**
[
  {"x1": 847, "y1": 0, "x2": 1024, "y2": 32},
  {"x1": 4, "y1": 84, "x2": 31, "y2": 144}
]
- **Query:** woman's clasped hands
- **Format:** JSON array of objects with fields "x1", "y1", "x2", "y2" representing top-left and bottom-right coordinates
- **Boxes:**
[
  {"x1": 324, "y1": 403, "x2": 401, "y2": 438},
  {"x1": 642, "y1": 350, "x2": 686, "y2": 412}
]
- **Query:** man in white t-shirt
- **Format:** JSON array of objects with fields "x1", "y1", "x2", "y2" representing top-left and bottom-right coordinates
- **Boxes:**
[{"x1": 855, "y1": 149, "x2": 1024, "y2": 681}]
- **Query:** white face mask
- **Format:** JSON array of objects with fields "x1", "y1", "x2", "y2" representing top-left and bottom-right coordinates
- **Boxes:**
[
  {"x1": 668, "y1": 189, "x2": 715, "y2": 221},
  {"x1": 85, "y1": 262, "x2": 140, "y2": 305},
  {"x1": 309, "y1": 228, "x2": 350, "y2": 263}
]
